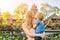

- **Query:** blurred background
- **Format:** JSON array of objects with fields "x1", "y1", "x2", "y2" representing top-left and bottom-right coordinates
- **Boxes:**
[{"x1": 0, "y1": 0, "x2": 60, "y2": 40}]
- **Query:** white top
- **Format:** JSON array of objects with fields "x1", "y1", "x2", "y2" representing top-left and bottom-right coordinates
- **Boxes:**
[{"x1": 27, "y1": 28, "x2": 35, "y2": 40}]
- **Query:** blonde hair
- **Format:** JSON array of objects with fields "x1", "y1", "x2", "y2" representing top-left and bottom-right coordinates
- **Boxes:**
[
  {"x1": 36, "y1": 12, "x2": 44, "y2": 20},
  {"x1": 25, "y1": 11, "x2": 33, "y2": 29}
]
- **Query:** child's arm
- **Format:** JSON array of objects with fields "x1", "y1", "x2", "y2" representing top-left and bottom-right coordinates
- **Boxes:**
[{"x1": 33, "y1": 20, "x2": 39, "y2": 29}]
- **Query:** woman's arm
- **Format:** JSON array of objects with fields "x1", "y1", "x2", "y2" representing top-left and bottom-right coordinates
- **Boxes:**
[{"x1": 22, "y1": 24, "x2": 45, "y2": 38}]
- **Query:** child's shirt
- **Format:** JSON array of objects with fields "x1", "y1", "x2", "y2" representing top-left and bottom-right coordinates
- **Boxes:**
[{"x1": 35, "y1": 20, "x2": 45, "y2": 40}]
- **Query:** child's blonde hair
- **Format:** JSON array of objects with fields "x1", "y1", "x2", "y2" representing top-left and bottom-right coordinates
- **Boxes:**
[{"x1": 36, "y1": 12, "x2": 44, "y2": 20}]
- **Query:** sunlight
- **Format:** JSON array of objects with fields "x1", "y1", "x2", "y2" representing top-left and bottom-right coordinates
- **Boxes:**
[
  {"x1": 0, "y1": 0, "x2": 10, "y2": 12},
  {"x1": 0, "y1": 0, "x2": 60, "y2": 14}
]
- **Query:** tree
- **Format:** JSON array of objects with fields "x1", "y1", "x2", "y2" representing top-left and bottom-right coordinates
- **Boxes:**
[
  {"x1": 40, "y1": 3, "x2": 52, "y2": 16},
  {"x1": 14, "y1": 3, "x2": 28, "y2": 14},
  {"x1": 2, "y1": 11, "x2": 11, "y2": 20},
  {"x1": 52, "y1": 7, "x2": 59, "y2": 15},
  {"x1": 14, "y1": 13, "x2": 20, "y2": 20},
  {"x1": 14, "y1": 3, "x2": 28, "y2": 21}
]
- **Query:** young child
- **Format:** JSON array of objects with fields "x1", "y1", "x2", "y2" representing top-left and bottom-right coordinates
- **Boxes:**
[{"x1": 33, "y1": 12, "x2": 45, "y2": 40}]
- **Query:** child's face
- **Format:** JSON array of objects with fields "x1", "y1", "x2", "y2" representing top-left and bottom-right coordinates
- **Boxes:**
[{"x1": 35, "y1": 13, "x2": 43, "y2": 20}]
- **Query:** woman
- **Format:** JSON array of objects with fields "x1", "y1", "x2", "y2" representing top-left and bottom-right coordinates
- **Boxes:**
[{"x1": 22, "y1": 11, "x2": 45, "y2": 40}]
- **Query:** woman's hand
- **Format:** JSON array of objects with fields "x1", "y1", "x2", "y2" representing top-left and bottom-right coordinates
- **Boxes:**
[{"x1": 39, "y1": 32, "x2": 45, "y2": 39}]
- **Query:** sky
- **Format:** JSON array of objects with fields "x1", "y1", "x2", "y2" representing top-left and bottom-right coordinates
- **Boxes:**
[{"x1": 0, "y1": 0, "x2": 60, "y2": 14}]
